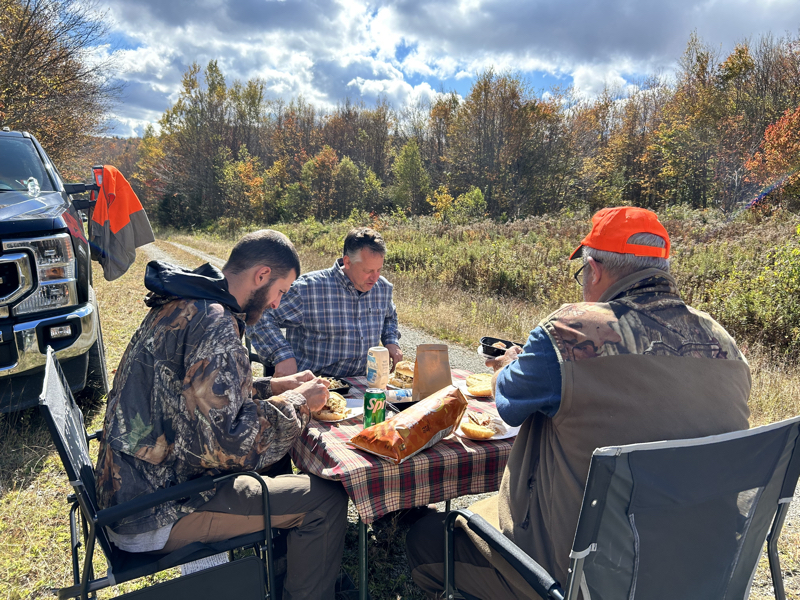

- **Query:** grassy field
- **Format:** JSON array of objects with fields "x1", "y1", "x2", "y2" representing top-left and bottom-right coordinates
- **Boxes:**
[{"x1": 1, "y1": 210, "x2": 799, "y2": 598}]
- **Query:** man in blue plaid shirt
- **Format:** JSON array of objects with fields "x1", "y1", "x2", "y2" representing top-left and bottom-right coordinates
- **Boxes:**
[{"x1": 248, "y1": 227, "x2": 402, "y2": 378}]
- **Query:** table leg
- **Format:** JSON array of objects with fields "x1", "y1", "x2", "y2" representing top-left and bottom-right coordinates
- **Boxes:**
[
  {"x1": 359, "y1": 517, "x2": 368, "y2": 600},
  {"x1": 445, "y1": 499, "x2": 451, "y2": 512}
]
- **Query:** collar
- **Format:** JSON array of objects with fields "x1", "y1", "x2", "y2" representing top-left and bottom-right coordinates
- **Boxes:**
[
  {"x1": 333, "y1": 257, "x2": 359, "y2": 294},
  {"x1": 598, "y1": 268, "x2": 680, "y2": 303}
]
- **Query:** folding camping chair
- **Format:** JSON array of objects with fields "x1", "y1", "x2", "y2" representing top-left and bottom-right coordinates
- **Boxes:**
[
  {"x1": 38, "y1": 347, "x2": 279, "y2": 600},
  {"x1": 246, "y1": 336, "x2": 275, "y2": 377},
  {"x1": 444, "y1": 415, "x2": 800, "y2": 600}
]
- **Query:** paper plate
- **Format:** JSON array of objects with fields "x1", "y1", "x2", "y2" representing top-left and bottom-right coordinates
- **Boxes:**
[{"x1": 454, "y1": 421, "x2": 520, "y2": 441}]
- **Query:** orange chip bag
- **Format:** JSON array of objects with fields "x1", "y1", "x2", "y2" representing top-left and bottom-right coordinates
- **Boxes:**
[{"x1": 348, "y1": 386, "x2": 468, "y2": 464}]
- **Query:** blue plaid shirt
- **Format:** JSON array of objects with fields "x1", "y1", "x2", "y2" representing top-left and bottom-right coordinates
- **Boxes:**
[{"x1": 247, "y1": 258, "x2": 401, "y2": 377}]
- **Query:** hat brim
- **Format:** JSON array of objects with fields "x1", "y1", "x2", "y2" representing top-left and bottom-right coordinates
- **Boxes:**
[{"x1": 568, "y1": 245, "x2": 584, "y2": 260}]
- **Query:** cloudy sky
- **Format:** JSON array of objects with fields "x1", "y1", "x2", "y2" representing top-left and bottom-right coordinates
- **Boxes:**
[{"x1": 93, "y1": 0, "x2": 800, "y2": 137}]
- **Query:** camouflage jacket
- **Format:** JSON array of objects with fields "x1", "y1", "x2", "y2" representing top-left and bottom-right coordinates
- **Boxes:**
[{"x1": 94, "y1": 262, "x2": 310, "y2": 535}]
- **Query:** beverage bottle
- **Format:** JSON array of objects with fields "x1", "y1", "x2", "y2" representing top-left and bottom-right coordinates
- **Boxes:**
[{"x1": 366, "y1": 346, "x2": 390, "y2": 389}]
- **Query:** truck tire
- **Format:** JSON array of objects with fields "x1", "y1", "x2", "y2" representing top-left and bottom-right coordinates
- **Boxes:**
[{"x1": 79, "y1": 317, "x2": 110, "y2": 406}]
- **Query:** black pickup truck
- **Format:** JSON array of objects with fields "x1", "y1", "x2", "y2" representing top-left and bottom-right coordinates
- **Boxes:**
[{"x1": 0, "y1": 128, "x2": 109, "y2": 412}]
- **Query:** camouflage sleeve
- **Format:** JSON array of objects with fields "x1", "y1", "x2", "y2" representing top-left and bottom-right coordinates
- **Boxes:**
[
  {"x1": 181, "y1": 304, "x2": 309, "y2": 472},
  {"x1": 252, "y1": 377, "x2": 273, "y2": 400}
]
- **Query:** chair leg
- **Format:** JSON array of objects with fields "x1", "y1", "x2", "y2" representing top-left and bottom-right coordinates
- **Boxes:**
[
  {"x1": 359, "y1": 518, "x2": 369, "y2": 600},
  {"x1": 767, "y1": 502, "x2": 790, "y2": 600},
  {"x1": 444, "y1": 509, "x2": 473, "y2": 600}
]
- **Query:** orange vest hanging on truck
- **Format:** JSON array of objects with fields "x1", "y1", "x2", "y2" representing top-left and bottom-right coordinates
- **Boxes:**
[{"x1": 89, "y1": 165, "x2": 155, "y2": 281}]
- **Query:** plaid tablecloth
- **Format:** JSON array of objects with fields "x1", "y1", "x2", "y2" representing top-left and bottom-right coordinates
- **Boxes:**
[{"x1": 289, "y1": 369, "x2": 515, "y2": 524}]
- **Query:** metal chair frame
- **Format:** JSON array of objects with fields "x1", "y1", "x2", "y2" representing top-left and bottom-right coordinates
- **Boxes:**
[
  {"x1": 445, "y1": 416, "x2": 800, "y2": 600},
  {"x1": 39, "y1": 347, "x2": 278, "y2": 600}
]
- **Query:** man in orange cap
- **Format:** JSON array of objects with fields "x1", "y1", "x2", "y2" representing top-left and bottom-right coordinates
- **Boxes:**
[{"x1": 407, "y1": 206, "x2": 751, "y2": 599}]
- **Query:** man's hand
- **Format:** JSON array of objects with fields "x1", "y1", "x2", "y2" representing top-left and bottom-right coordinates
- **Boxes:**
[
  {"x1": 386, "y1": 343, "x2": 403, "y2": 372},
  {"x1": 270, "y1": 370, "x2": 315, "y2": 396},
  {"x1": 273, "y1": 357, "x2": 299, "y2": 377},
  {"x1": 485, "y1": 345, "x2": 523, "y2": 372},
  {"x1": 295, "y1": 377, "x2": 330, "y2": 412}
]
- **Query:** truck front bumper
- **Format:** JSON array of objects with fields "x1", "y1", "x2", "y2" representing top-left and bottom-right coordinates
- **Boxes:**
[{"x1": 0, "y1": 302, "x2": 98, "y2": 412}]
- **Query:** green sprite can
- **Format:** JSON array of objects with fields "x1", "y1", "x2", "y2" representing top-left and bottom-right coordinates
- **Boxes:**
[{"x1": 363, "y1": 388, "x2": 386, "y2": 428}]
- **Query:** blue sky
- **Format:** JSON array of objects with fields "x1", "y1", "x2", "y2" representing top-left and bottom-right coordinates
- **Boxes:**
[{"x1": 91, "y1": 0, "x2": 800, "y2": 137}]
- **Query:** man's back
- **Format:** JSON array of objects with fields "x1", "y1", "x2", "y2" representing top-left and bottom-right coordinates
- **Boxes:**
[{"x1": 497, "y1": 269, "x2": 751, "y2": 589}]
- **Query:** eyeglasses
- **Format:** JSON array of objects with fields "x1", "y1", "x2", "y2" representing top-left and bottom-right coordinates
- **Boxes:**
[{"x1": 573, "y1": 259, "x2": 602, "y2": 286}]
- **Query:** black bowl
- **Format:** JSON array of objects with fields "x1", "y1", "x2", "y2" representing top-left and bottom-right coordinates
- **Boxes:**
[
  {"x1": 319, "y1": 375, "x2": 351, "y2": 396},
  {"x1": 479, "y1": 336, "x2": 524, "y2": 358}
]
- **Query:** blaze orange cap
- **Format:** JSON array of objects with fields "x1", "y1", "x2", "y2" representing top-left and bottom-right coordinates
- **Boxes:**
[{"x1": 569, "y1": 206, "x2": 670, "y2": 260}]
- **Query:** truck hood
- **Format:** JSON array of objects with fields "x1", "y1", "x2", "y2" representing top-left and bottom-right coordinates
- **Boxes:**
[{"x1": 0, "y1": 190, "x2": 67, "y2": 222}]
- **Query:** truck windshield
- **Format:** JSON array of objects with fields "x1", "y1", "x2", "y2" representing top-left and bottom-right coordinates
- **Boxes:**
[{"x1": 0, "y1": 137, "x2": 56, "y2": 193}]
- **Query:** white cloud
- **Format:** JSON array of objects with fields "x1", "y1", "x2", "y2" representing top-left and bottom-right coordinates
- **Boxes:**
[{"x1": 93, "y1": 0, "x2": 800, "y2": 136}]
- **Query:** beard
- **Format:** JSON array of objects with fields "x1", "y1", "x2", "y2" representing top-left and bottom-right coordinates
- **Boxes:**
[{"x1": 242, "y1": 278, "x2": 275, "y2": 325}]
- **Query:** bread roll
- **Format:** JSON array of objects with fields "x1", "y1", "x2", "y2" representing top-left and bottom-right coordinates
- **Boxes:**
[
  {"x1": 465, "y1": 373, "x2": 493, "y2": 397},
  {"x1": 312, "y1": 391, "x2": 350, "y2": 421},
  {"x1": 461, "y1": 421, "x2": 496, "y2": 440}
]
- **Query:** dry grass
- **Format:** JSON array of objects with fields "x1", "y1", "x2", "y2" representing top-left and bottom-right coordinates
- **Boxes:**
[
  {"x1": 0, "y1": 252, "x2": 177, "y2": 599},
  {"x1": 0, "y1": 225, "x2": 797, "y2": 599}
]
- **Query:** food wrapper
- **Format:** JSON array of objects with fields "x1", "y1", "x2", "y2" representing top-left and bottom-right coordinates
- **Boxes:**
[{"x1": 348, "y1": 386, "x2": 468, "y2": 464}]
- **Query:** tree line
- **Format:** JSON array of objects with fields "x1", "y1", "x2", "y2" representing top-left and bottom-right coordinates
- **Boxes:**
[{"x1": 2, "y1": 1, "x2": 799, "y2": 225}]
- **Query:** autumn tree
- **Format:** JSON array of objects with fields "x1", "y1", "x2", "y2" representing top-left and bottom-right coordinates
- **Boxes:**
[
  {"x1": 746, "y1": 103, "x2": 800, "y2": 207},
  {"x1": 302, "y1": 146, "x2": 339, "y2": 219},
  {"x1": 332, "y1": 156, "x2": 361, "y2": 217},
  {"x1": 392, "y1": 139, "x2": 430, "y2": 214},
  {"x1": 0, "y1": 0, "x2": 115, "y2": 163}
]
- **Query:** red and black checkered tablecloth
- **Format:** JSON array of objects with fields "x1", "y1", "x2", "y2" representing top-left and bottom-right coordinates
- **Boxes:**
[{"x1": 289, "y1": 369, "x2": 515, "y2": 524}]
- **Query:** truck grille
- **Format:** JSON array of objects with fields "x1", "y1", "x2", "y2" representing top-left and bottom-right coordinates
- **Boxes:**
[{"x1": 0, "y1": 262, "x2": 20, "y2": 298}]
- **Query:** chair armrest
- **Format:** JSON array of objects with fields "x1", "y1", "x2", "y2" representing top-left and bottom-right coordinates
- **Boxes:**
[
  {"x1": 95, "y1": 475, "x2": 217, "y2": 527},
  {"x1": 446, "y1": 510, "x2": 565, "y2": 600}
]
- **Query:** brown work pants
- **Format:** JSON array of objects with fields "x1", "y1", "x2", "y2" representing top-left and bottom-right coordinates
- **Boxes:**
[
  {"x1": 162, "y1": 473, "x2": 349, "y2": 600},
  {"x1": 405, "y1": 511, "x2": 529, "y2": 600}
]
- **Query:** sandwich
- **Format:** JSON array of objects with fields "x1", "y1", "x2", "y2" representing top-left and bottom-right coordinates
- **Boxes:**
[
  {"x1": 388, "y1": 360, "x2": 414, "y2": 389},
  {"x1": 460, "y1": 410, "x2": 506, "y2": 440},
  {"x1": 312, "y1": 391, "x2": 350, "y2": 421},
  {"x1": 465, "y1": 373, "x2": 493, "y2": 397}
]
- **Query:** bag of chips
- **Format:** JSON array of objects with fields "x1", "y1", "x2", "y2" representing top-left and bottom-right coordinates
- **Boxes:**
[{"x1": 348, "y1": 385, "x2": 468, "y2": 464}]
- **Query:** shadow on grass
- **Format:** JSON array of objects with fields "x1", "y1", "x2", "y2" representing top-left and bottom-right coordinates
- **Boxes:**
[
  {"x1": 0, "y1": 395, "x2": 106, "y2": 500},
  {"x1": 341, "y1": 512, "x2": 428, "y2": 600}
]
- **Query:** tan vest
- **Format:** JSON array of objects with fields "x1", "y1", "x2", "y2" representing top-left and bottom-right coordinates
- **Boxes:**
[{"x1": 465, "y1": 269, "x2": 751, "y2": 596}]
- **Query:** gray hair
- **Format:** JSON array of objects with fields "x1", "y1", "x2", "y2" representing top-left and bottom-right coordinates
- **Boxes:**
[
  {"x1": 583, "y1": 232, "x2": 669, "y2": 280},
  {"x1": 343, "y1": 227, "x2": 386, "y2": 262}
]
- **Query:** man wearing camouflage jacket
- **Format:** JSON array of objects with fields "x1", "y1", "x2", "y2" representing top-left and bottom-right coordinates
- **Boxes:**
[{"x1": 95, "y1": 230, "x2": 348, "y2": 600}]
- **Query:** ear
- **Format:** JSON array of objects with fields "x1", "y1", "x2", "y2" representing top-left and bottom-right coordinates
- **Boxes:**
[
  {"x1": 253, "y1": 265, "x2": 272, "y2": 286},
  {"x1": 342, "y1": 255, "x2": 351, "y2": 269},
  {"x1": 589, "y1": 258, "x2": 603, "y2": 285}
]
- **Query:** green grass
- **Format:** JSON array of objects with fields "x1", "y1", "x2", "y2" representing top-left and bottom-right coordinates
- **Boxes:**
[{"x1": 2, "y1": 209, "x2": 799, "y2": 599}]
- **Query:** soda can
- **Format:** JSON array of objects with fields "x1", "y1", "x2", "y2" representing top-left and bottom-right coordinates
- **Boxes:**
[{"x1": 363, "y1": 388, "x2": 386, "y2": 428}]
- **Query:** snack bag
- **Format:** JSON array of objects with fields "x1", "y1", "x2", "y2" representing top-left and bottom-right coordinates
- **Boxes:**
[
  {"x1": 412, "y1": 344, "x2": 452, "y2": 402},
  {"x1": 348, "y1": 386, "x2": 468, "y2": 464}
]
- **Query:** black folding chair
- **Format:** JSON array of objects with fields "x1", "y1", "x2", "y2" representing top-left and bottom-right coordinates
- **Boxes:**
[
  {"x1": 39, "y1": 347, "x2": 279, "y2": 600},
  {"x1": 445, "y1": 415, "x2": 800, "y2": 600},
  {"x1": 246, "y1": 336, "x2": 275, "y2": 377}
]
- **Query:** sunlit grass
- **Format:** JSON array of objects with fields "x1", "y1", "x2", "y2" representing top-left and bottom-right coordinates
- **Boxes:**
[{"x1": 1, "y1": 213, "x2": 797, "y2": 599}]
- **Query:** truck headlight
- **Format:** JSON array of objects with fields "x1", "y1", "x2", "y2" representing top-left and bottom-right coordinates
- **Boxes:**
[{"x1": 6, "y1": 234, "x2": 78, "y2": 315}]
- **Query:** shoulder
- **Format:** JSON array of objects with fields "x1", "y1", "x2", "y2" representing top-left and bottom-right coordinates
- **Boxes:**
[
  {"x1": 292, "y1": 266, "x2": 337, "y2": 290},
  {"x1": 376, "y1": 276, "x2": 393, "y2": 293},
  {"x1": 541, "y1": 301, "x2": 616, "y2": 329}
]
